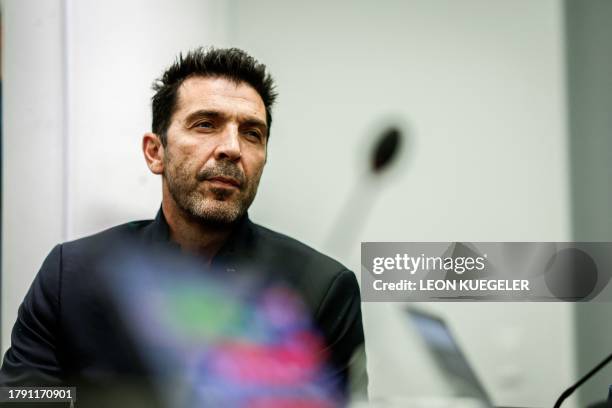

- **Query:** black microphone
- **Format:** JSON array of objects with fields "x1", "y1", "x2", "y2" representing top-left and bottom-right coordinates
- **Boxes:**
[
  {"x1": 554, "y1": 351, "x2": 612, "y2": 407},
  {"x1": 371, "y1": 126, "x2": 402, "y2": 173},
  {"x1": 324, "y1": 124, "x2": 404, "y2": 256}
]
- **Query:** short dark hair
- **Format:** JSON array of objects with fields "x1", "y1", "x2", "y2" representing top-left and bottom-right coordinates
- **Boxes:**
[{"x1": 151, "y1": 47, "x2": 277, "y2": 145}]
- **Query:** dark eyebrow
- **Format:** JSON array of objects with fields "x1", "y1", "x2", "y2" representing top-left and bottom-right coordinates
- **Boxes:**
[
  {"x1": 184, "y1": 109, "x2": 268, "y2": 133},
  {"x1": 241, "y1": 118, "x2": 268, "y2": 132},
  {"x1": 184, "y1": 110, "x2": 224, "y2": 124}
]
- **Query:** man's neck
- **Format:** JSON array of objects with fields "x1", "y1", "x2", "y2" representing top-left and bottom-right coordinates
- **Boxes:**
[{"x1": 161, "y1": 200, "x2": 234, "y2": 264}]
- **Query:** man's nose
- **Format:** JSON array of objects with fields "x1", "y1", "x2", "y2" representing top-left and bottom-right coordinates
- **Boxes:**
[{"x1": 214, "y1": 125, "x2": 242, "y2": 161}]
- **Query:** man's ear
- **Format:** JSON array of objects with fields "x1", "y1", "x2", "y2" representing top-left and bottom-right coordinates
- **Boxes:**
[{"x1": 142, "y1": 132, "x2": 165, "y2": 175}]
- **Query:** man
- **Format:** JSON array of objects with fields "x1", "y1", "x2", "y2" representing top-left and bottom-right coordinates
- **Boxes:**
[{"x1": 0, "y1": 48, "x2": 365, "y2": 397}]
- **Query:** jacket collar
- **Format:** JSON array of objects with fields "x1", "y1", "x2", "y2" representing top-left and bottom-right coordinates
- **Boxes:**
[{"x1": 145, "y1": 206, "x2": 257, "y2": 270}]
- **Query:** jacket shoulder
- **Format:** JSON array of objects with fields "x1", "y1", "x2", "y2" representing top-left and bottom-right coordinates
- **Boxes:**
[
  {"x1": 251, "y1": 222, "x2": 347, "y2": 274},
  {"x1": 248, "y1": 222, "x2": 358, "y2": 311},
  {"x1": 61, "y1": 219, "x2": 154, "y2": 258}
]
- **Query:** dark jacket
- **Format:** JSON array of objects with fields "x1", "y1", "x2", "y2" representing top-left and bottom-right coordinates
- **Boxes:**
[{"x1": 0, "y1": 210, "x2": 365, "y2": 398}]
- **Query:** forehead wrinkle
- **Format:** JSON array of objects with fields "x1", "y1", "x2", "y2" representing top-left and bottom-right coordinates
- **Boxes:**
[
  {"x1": 182, "y1": 77, "x2": 264, "y2": 109},
  {"x1": 172, "y1": 77, "x2": 267, "y2": 132},
  {"x1": 182, "y1": 99, "x2": 265, "y2": 125}
]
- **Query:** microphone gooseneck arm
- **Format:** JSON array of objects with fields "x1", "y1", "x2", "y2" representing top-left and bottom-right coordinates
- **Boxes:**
[
  {"x1": 554, "y1": 351, "x2": 612, "y2": 408},
  {"x1": 323, "y1": 126, "x2": 403, "y2": 256}
]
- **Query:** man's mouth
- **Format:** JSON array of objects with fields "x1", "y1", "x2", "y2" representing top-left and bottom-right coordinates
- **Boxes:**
[{"x1": 206, "y1": 176, "x2": 241, "y2": 189}]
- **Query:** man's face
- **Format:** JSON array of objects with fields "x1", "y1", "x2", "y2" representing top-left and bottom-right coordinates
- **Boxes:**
[{"x1": 162, "y1": 76, "x2": 268, "y2": 226}]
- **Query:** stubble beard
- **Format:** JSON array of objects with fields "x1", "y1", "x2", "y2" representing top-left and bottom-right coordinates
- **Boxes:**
[{"x1": 163, "y1": 151, "x2": 261, "y2": 227}]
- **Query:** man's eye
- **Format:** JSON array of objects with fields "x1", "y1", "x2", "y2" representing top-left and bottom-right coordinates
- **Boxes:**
[
  {"x1": 195, "y1": 121, "x2": 214, "y2": 129},
  {"x1": 244, "y1": 130, "x2": 262, "y2": 140}
]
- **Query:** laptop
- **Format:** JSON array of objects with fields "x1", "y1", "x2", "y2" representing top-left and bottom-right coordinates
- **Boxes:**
[{"x1": 405, "y1": 308, "x2": 526, "y2": 408}]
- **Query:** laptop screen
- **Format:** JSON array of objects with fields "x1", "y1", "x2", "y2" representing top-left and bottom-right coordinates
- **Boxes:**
[{"x1": 407, "y1": 308, "x2": 492, "y2": 405}]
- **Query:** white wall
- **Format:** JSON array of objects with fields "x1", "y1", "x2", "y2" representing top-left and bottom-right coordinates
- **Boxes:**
[
  {"x1": 228, "y1": 1, "x2": 574, "y2": 406},
  {"x1": 1, "y1": 0, "x2": 65, "y2": 353},
  {"x1": 2, "y1": 1, "x2": 578, "y2": 407},
  {"x1": 1, "y1": 0, "x2": 227, "y2": 353}
]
